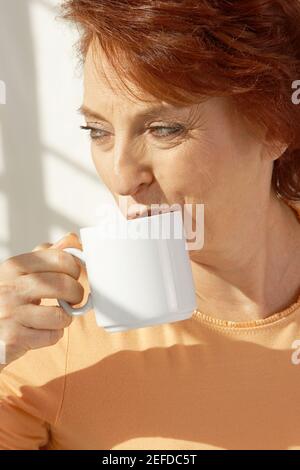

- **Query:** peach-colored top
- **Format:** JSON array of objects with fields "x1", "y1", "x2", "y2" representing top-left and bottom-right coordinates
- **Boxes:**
[{"x1": 0, "y1": 202, "x2": 299, "y2": 450}]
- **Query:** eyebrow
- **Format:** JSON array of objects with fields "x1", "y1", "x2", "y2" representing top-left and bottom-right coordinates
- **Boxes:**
[{"x1": 77, "y1": 104, "x2": 181, "y2": 122}]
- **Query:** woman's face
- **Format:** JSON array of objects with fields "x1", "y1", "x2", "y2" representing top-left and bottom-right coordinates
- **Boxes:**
[{"x1": 81, "y1": 44, "x2": 278, "y2": 262}]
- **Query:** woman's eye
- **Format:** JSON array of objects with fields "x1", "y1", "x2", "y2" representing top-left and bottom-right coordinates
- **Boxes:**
[
  {"x1": 80, "y1": 124, "x2": 184, "y2": 142},
  {"x1": 80, "y1": 125, "x2": 109, "y2": 141},
  {"x1": 149, "y1": 126, "x2": 184, "y2": 138}
]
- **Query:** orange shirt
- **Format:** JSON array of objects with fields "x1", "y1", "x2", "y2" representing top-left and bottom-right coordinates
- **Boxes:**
[
  {"x1": 0, "y1": 204, "x2": 300, "y2": 450},
  {"x1": 1, "y1": 297, "x2": 300, "y2": 451}
]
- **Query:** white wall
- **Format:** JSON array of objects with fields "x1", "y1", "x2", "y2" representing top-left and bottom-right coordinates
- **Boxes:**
[{"x1": 0, "y1": 0, "x2": 114, "y2": 262}]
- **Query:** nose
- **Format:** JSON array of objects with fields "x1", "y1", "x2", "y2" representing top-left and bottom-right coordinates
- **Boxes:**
[
  {"x1": 112, "y1": 147, "x2": 154, "y2": 196},
  {"x1": 115, "y1": 168, "x2": 153, "y2": 196}
]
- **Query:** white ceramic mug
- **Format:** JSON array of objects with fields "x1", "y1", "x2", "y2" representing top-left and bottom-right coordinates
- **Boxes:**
[{"x1": 57, "y1": 210, "x2": 197, "y2": 333}]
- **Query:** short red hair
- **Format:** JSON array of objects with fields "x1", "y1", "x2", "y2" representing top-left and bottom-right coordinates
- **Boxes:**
[{"x1": 61, "y1": 0, "x2": 300, "y2": 201}]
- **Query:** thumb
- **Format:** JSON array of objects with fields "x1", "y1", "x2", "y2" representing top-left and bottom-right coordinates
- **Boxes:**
[
  {"x1": 51, "y1": 232, "x2": 82, "y2": 250},
  {"x1": 32, "y1": 242, "x2": 52, "y2": 252}
]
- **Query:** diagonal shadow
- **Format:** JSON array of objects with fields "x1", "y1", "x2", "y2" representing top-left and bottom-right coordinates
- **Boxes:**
[{"x1": 0, "y1": 0, "x2": 104, "y2": 262}]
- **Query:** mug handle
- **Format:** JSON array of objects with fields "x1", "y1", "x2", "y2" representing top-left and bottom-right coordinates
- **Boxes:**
[{"x1": 57, "y1": 247, "x2": 93, "y2": 317}]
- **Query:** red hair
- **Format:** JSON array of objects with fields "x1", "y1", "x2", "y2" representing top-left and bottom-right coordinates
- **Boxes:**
[{"x1": 61, "y1": 0, "x2": 300, "y2": 201}]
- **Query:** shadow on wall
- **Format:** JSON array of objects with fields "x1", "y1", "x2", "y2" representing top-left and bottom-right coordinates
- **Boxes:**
[{"x1": 0, "y1": 0, "x2": 102, "y2": 262}]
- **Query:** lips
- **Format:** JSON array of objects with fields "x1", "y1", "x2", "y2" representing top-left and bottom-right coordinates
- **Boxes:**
[
  {"x1": 126, "y1": 205, "x2": 151, "y2": 220},
  {"x1": 126, "y1": 205, "x2": 176, "y2": 220}
]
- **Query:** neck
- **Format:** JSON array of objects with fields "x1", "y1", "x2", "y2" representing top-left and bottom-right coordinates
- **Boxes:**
[{"x1": 190, "y1": 195, "x2": 300, "y2": 322}]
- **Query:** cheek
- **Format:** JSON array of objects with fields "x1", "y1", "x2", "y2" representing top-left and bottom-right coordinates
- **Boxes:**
[
  {"x1": 90, "y1": 134, "x2": 245, "y2": 204},
  {"x1": 91, "y1": 147, "x2": 114, "y2": 187},
  {"x1": 155, "y1": 139, "x2": 223, "y2": 200}
]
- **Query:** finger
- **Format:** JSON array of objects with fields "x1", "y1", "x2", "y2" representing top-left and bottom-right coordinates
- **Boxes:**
[
  {"x1": 15, "y1": 303, "x2": 73, "y2": 330},
  {"x1": 15, "y1": 271, "x2": 85, "y2": 305},
  {"x1": 2, "y1": 249, "x2": 82, "y2": 281},
  {"x1": 18, "y1": 324, "x2": 65, "y2": 351},
  {"x1": 50, "y1": 232, "x2": 85, "y2": 274}
]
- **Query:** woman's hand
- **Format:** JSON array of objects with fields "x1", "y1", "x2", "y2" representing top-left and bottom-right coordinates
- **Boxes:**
[{"x1": 0, "y1": 233, "x2": 85, "y2": 368}]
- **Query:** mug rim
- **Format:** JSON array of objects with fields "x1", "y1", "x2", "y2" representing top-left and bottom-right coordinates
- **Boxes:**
[{"x1": 79, "y1": 209, "x2": 182, "y2": 235}]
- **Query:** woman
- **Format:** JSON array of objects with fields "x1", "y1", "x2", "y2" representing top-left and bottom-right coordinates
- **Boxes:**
[{"x1": 0, "y1": 0, "x2": 300, "y2": 450}]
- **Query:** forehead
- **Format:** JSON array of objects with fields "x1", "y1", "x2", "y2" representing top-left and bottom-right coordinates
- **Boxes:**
[
  {"x1": 83, "y1": 42, "x2": 160, "y2": 109},
  {"x1": 81, "y1": 41, "x2": 206, "y2": 122}
]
